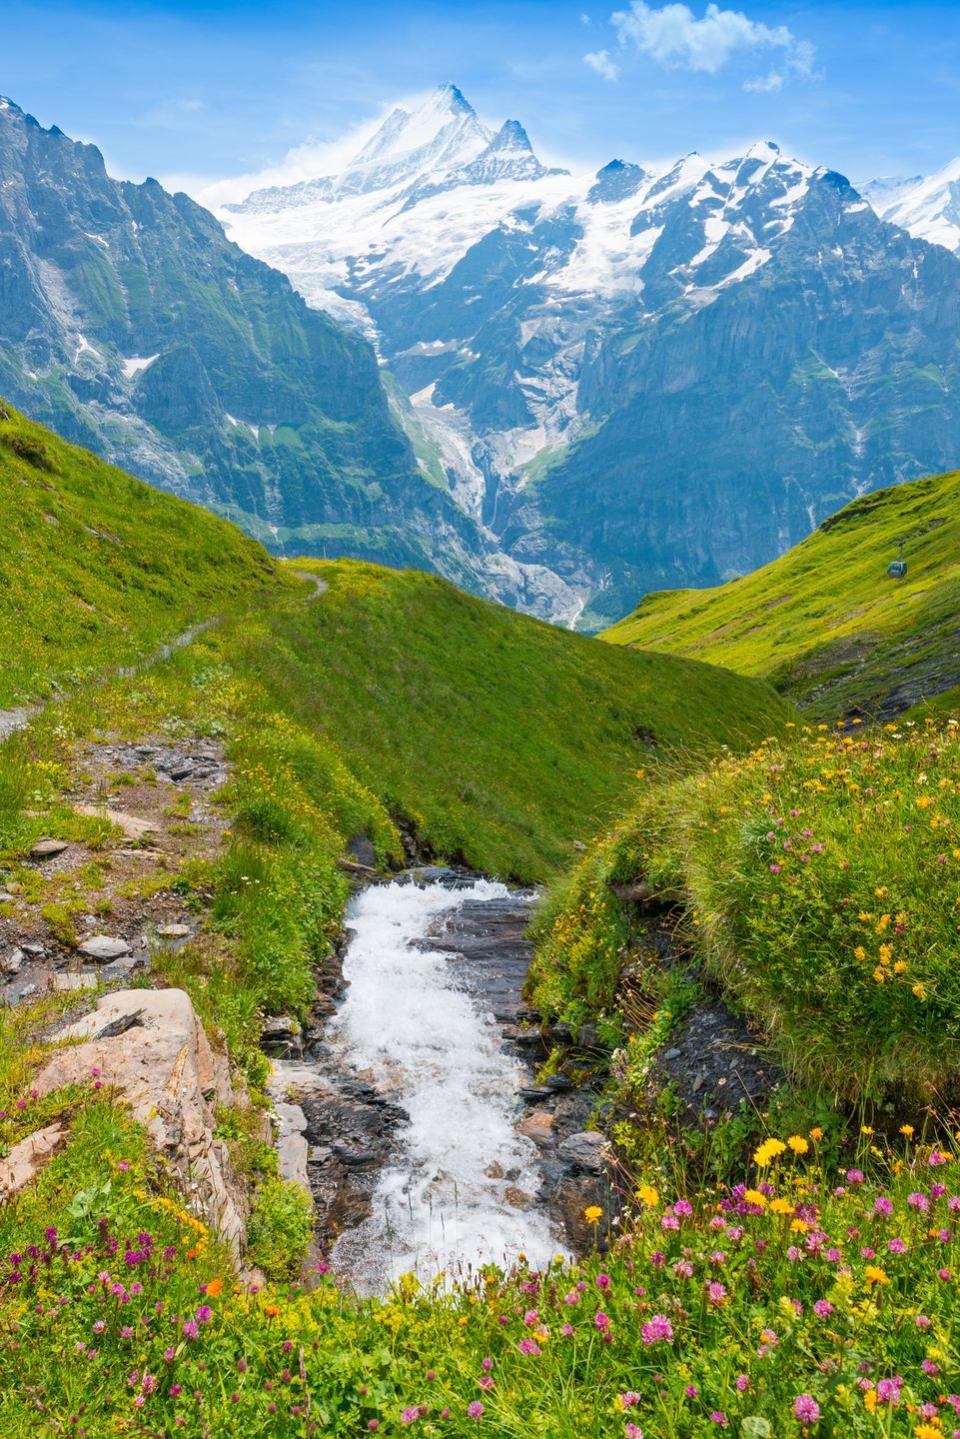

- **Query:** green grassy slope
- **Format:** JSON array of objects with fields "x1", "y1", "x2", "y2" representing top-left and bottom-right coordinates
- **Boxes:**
[
  {"x1": 603, "y1": 469, "x2": 960, "y2": 717},
  {"x1": 250, "y1": 559, "x2": 792, "y2": 879},
  {"x1": 2, "y1": 397, "x2": 791, "y2": 884},
  {"x1": 0, "y1": 400, "x2": 279, "y2": 705}
]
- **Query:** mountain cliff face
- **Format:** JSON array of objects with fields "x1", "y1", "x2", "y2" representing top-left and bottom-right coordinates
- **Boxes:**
[
  {"x1": 226, "y1": 86, "x2": 960, "y2": 626},
  {"x1": 0, "y1": 93, "x2": 574, "y2": 613}
]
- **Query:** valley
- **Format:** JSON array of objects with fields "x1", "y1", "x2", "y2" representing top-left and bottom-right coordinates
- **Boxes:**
[{"x1": 3, "y1": 20, "x2": 960, "y2": 1434}]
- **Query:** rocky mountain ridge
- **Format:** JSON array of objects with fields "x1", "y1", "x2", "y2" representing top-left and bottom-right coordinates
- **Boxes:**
[
  {"x1": 0, "y1": 93, "x2": 578, "y2": 618},
  {"x1": 224, "y1": 85, "x2": 960, "y2": 626}
]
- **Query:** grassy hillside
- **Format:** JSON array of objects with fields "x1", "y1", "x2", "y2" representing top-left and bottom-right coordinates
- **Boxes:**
[
  {"x1": 1, "y1": 391, "x2": 792, "y2": 881},
  {"x1": 604, "y1": 468, "x2": 960, "y2": 717},
  {"x1": 0, "y1": 399, "x2": 279, "y2": 705},
  {"x1": 532, "y1": 716, "x2": 960, "y2": 1102},
  {"x1": 249, "y1": 560, "x2": 792, "y2": 879}
]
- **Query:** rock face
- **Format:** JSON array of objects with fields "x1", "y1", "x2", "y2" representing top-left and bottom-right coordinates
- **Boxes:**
[
  {"x1": 0, "y1": 93, "x2": 506, "y2": 595},
  {"x1": 35, "y1": 989, "x2": 249, "y2": 1257},
  {"x1": 0, "y1": 1121, "x2": 67, "y2": 1199}
]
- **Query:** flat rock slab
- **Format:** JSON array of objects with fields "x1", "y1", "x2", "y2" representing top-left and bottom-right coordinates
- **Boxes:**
[
  {"x1": 74, "y1": 804, "x2": 158, "y2": 842},
  {"x1": 30, "y1": 839, "x2": 68, "y2": 859},
  {"x1": 0, "y1": 1122, "x2": 67, "y2": 1199},
  {"x1": 52, "y1": 972, "x2": 99, "y2": 993},
  {"x1": 157, "y1": 924, "x2": 192, "y2": 939},
  {"x1": 79, "y1": 935, "x2": 131, "y2": 962}
]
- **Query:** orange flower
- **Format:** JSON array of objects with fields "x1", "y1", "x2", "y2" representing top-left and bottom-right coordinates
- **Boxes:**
[
  {"x1": 205, "y1": 1278, "x2": 224, "y2": 1298},
  {"x1": 264, "y1": 1304, "x2": 281, "y2": 1318}
]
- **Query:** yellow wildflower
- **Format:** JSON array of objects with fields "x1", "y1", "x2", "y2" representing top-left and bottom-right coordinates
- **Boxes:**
[
  {"x1": 635, "y1": 1185, "x2": 659, "y2": 1208},
  {"x1": 584, "y1": 1206, "x2": 603, "y2": 1226},
  {"x1": 743, "y1": 1189, "x2": 767, "y2": 1208},
  {"x1": 787, "y1": 1135, "x2": 809, "y2": 1155},
  {"x1": 864, "y1": 1265, "x2": 890, "y2": 1287},
  {"x1": 754, "y1": 1138, "x2": 787, "y2": 1167},
  {"x1": 900, "y1": 1124, "x2": 915, "y2": 1138}
]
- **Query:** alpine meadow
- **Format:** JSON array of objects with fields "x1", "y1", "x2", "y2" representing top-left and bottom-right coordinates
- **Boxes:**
[{"x1": 2, "y1": 4, "x2": 960, "y2": 1437}]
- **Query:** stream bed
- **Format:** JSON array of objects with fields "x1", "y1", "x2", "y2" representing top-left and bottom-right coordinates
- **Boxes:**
[
  {"x1": 327, "y1": 877, "x2": 560, "y2": 1291},
  {"x1": 268, "y1": 873, "x2": 608, "y2": 1296}
]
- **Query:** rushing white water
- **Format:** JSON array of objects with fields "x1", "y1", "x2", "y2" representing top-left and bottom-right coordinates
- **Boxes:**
[{"x1": 329, "y1": 878, "x2": 561, "y2": 1293}]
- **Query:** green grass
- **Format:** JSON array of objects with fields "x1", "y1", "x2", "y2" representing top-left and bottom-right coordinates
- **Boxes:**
[
  {"x1": 249, "y1": 559, "x2": 792, "y2": 881},
  {"x1": 603, "y1": 468, "x2": 960, "y2": 718},
  {"x1": 532, "y1": 715, "x2": 960, "y2": 1100},
  {"x1": 0, "y1": 399, "x2": 279, "y2": 706}
]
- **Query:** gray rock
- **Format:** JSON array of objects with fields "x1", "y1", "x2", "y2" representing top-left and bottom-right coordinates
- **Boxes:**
[
  {"x1": 0, "y1": 891, "x2": 15, "y2": 904},
  {"x1": 79, "y1": 935, "x2": 132, "y2": 962},
  {"x1": 557, "y1": 1130, "x2": 608, "y2": 1173},
  {"x1": 30, "y1": 839, "x2": 68, "y2": 859},
  {"x1": 22, "y1": 943, "x2": 45, "y2": 956},
  {"x1": 156, "y1": 923, "x2": 192, "y2": 939},
  {"x1": 2, "y1": 947, "x2": 24, "y2": 975}
]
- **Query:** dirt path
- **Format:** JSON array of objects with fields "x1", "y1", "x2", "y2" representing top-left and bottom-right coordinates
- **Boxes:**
[
  {"x1": 292, "y1": 571, "x2": 329, "y2": 599},
  {"x1": 0, "y1": 735, "x2": 231, "y2": 1003},
  {"x1": 0, "y1": 620, "x2": 220, "y2": 746}
]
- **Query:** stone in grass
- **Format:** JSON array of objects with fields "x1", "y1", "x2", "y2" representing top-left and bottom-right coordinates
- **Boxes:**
[
  {"x1": 52, "y1": 972, "x2": 98, "y2": 993},
  {"x1": 156, "y1": 923, "x2": 192, "y2": 939},
  {"x1": 30, "y1": 839, "x2": 68, "y2": 859},
  {"x1": 2, "y1": 947, "x2": 24, "y2": 976},
  {"x1": 79, "y1": 935, "x2": 131, "y2": 963}
]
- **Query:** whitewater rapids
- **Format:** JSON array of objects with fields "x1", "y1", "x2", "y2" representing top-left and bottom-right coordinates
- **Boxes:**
[{"x1": 328, "y1": 877, "x2": 561, "y2": 1293}]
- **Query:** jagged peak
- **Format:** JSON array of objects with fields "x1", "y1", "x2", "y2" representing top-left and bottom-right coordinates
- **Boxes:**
[
  {"x1": 434, "y1": 82, "x2": 476, "y2": 116},
  {"x1": 488, "y1": 119, "x2": 533, "y2": 154}
]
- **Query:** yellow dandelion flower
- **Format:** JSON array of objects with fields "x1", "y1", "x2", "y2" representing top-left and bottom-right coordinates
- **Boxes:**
[
  {"x1": 583, "y1": 1206, "x2": 603, "y2": 1226},
  {"x1": 635, "y1": 1184, "x2": 659, "y2": 1208},
  {"x1": 743, "y1": 1189, "x2": 767, "y2": 1209},
  {"x1": 754, "y1": 1138, "x2": 787, "y2": 1167},
  {"x1": 864, "y1": 1265, "x2": 890, "y2": 1287},
  {"x1": 900, "y1": 1124, "x2": 915, "y2": 1138},
  {"x1": 787, "y1": 1135, "x2": 809, "y2": 1155}
]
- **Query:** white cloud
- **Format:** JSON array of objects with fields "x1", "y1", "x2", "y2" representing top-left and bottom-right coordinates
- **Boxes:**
[
  {"x1": 584, "y1": 48, "x2": 621, "y2": 81},
  {"x1": 611, "y1": 2, "x2": 815, "y2": 79},
  {"x1": 744, "y1": 69, "x2": 784, "y2": 93},
  {"x1": 177, "y1": 105, "x2": 398, "y2": 208}
]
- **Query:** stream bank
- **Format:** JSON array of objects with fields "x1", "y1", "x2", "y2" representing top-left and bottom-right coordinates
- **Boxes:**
[{"x1": 264, "y1": 870, "x2": 613, "y2": 1294}]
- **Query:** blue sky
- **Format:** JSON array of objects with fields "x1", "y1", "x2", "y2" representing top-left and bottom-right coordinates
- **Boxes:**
[{"x1": 5, "y1": 1, "x2": 960, "y2": 199}]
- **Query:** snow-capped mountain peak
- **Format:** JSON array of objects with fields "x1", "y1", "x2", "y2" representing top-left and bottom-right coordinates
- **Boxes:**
[
  {"x1": 866, "y1": 158, "x2": 960, "y2": 253},
  {"x1": 334, "y1": 84, "x2": 491, "y2": 198}
]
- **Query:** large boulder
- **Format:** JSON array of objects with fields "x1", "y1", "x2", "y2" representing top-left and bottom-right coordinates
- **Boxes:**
[{"x1": 35, "y1": 989, "x2": 249, "y2": 1258}]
